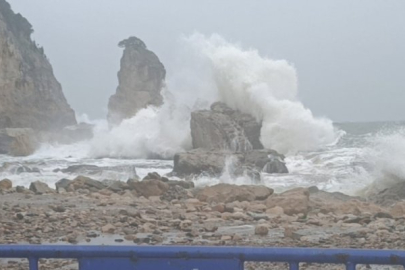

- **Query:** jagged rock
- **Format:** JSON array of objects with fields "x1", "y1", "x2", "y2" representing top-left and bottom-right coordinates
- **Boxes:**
[
  {"x1": 266, "y1": 188, "x2": 310, "y2": 216},
  {"x1": 0, "y1": 128, "x2": 37, "y2": 156},
  {"x1": 0, "y1": 178, "x2": 12, "y2": 190},
  {"x1": 0, "y1": 0, "x2": 76, "y2": 130},
  {"x1": 107, "y1": 36, "x2": 165, "y2": 125},
  {"x1": 196, "y1": 183, "x2": 273, "y2": 203},
  {"x1": 191, "y1": 102, "x2": 262, "y2": 151},
  {"x1": 172, "y1": 148, "x2": 287, "y2": 179},
  {"x1": 29, "y1": 181, "x2": 54, "y2": 194}
]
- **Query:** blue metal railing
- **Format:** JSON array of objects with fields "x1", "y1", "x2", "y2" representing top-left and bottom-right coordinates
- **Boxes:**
[{"x1": 1, "y1": 245, "x2": 405, "y2": 270}]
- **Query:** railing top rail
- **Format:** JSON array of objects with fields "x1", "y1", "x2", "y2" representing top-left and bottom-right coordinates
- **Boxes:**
[{"x1": 0, "y1": 245, "x2": 404, "y2": 265}]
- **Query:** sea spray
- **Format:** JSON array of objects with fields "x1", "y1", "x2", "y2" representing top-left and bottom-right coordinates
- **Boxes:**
[
  {"x1": 88, "y1": 33, "x2": 339, "y2": 158},
  {"x1": 360, "y1": 126, "x2": 405, "y2": 195},
  {"x1": 185, "y1": 33, "x2": 338, "y2": 154}
]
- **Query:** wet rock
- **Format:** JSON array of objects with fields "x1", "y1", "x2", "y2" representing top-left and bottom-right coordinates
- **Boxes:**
[
  {"x1": 266, "y1": 188, "x2": 310, "y2": 216},
  {"x1": 0, "y1": 178, "x2": 12, "y2": 190},
  {"x1": 15, "y1": 185, "x2": 26, "y2": 193},
  {"x1": 196, "y1": 183, "x2": 273, "y2": 203},
  {"x1": 263, "y1": 159, "x2": 289, "y2": 174},
  {"x1": 55, "y1": 179, "x2": 71, "y2": 192},
  {"x1": 29, "y1": 181, "x2": 54, "y2": 195}
]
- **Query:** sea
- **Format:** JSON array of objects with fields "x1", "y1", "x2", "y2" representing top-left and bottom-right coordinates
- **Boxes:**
[
  {"x1": 1, "y1": 121, "x2": 404, "y2": 197},
  {"x1": 1, "y1": 33, "x2": 403, "y2": 196}
]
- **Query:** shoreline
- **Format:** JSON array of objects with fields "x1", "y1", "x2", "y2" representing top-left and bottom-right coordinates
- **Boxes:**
[{"x1": 1, "y1": 176, "x2": 405, "y2": 269}]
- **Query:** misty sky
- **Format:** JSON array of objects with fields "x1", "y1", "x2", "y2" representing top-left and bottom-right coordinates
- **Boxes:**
[{"x1": 7, "y1": 0, "x2": 405, "y2": 122}]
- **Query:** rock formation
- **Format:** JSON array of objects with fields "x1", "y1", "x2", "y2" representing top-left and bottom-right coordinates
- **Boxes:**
[
  {"x1": 0, "y1": 0, "x2": 76, "y2": 130},
  {"x1": 191, "y1": 102, "x2": 263, "y2": 151},
  {"x1": 172, "y1": 102, "x2": 288, "y2": 181},
  {"x1": 107, "y1": 36, "x2": 166, "y2": 125}
]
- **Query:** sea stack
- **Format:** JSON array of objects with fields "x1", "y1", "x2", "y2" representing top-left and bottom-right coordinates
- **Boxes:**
[
  {"x1": 107, "y1": 36, "x2": 166, "y2": 125},
  {"x1": 0, "y1": 0, "x2": 76, "y2": 130}
]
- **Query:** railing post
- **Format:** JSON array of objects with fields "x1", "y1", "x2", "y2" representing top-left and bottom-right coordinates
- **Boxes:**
[
  {"x1": 289, "y1": 262, "x2": 299, "y2": 270},
  {"x1": 28, "y1": 257, "x2": 38, "y2": 270},
  {"x1": 345, "y1": 262, "x2": 356, "y2": 270}
]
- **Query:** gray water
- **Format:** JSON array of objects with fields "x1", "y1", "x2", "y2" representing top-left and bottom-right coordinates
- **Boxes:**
[{"x1": 1, "y1": 121, "x2": 405, "y2": 195}]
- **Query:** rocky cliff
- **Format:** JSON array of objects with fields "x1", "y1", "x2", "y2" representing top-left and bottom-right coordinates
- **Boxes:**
[
  {"x1": 0, "y1": 0, "x2": 76, "y2": 130},
  {"x1": 107, "y1": 36, "x2": 166, "y2": 125}
]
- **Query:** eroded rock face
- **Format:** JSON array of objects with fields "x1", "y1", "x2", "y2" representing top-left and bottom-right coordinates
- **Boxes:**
[
  {"x1": 107, "y1": 36, "x2": 166, "y2": 125},
  {"x1": 0, "y1": 0, "x2": 76, "y2": 130},
  {"x1": 191, "y1": 102, "x2": 263, "y2": 151}
]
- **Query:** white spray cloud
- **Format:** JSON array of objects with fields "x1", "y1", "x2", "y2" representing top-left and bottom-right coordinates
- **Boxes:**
[
  {"x1": 186, "y1": 33, "x2": 338, "y2": 154},
  {"x1": 89, "y1": 33, "x2": 338, "y2": 158}
]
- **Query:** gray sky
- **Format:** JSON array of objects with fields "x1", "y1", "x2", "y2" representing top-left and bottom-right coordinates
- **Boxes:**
[{"x1": 7, "y1": 0, "x2": 405, "y2": 122}]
